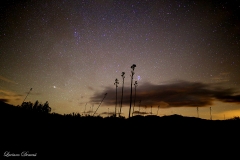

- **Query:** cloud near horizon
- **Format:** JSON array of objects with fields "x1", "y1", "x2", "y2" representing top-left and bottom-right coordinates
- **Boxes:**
[
  {"x1": 0, "y1": 89, "x2": 22, "y2": 104},
  {"x1": 0, "y1": 75, "x2": 18, "y2": 84},
  {"x1": 90, "y1": 81, "x2": 240, "y2": 108}
]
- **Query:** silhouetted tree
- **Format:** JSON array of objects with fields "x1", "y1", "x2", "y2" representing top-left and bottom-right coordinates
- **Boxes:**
[
  {"x1": 33, "y1": 100, "x2": 39, "y2": 111},
  {"x1": 227, "y1": 116, "x2": 240, "y2": 121},
  {"x1": 120, "y1": 72, "x2": 125, "y2": 117},
  {"x1": 21, "y1": 101, "x2": 33, "y2": 110},
  {"x1": 42, "y1": 101, "x2": 51, "y2": 113},
  {"x1": 21, "y1": 100, "x2": 51, "y2": 114},
  {"x1": 129, "y1": 64, "x2": 136, "y2": 118},
  {"x1": 114, "y1": 78, "x2": 119, "y2": 117}
]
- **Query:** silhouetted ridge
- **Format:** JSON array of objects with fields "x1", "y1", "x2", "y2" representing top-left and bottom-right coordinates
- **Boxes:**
[{"x1": 1, "y1": 101, "x2": 239, "y2": 159}]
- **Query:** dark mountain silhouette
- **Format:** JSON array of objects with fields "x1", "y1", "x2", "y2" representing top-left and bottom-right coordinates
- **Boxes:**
[{"x1": 1, "y1": 101, "x2": 239, "y2": 159}]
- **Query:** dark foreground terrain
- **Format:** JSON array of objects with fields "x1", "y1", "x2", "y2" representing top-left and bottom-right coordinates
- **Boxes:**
[{"x1": 1, "y1": 101, "x2": 239, "y2": 159}]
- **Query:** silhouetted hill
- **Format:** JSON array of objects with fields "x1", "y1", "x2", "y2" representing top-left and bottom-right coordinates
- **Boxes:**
[{"x1": 1, "y1": 102, "x2": 239, "y2": 159}]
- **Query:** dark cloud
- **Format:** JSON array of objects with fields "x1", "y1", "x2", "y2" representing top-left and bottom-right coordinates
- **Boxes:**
[
  {"x1": 90, "y1": 81, "x2": 240, "y2": 108},
  {"x1": 0, "y1": 98, "x2": 9, "y2": 103},
  {"x1": 132, "y1": 111, "x2": 149, "y2": 115}
]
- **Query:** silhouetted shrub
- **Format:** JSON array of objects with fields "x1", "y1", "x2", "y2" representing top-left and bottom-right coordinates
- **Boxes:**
[
  {"x1": 227, "y1": 116, "x2": 240, "y2": 121},
  {"x1": 21, "y1": 100, "x2": 51, "y2": 114}
]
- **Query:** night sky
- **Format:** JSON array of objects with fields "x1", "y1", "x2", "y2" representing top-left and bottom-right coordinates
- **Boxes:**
[{"x1": 1, "y1": 0, "x2": 240, "y2": 119}]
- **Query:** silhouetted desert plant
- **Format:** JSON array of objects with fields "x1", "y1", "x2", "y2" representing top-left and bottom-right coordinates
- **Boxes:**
[
  {"x1": 120, "y1": 72, "x2": 125, "y2": 117},
  {"x1": 21, "y1": 88, "x2": 32, "y2": 105},
  {"x1": 114, "y1": 78, "x2": 119, "y2": 117},
  {"x1": 21, "y1": 100, "x2": 51, "y2": 114},
  {"x1": 93, "y1": 93, "x2": 107, "y2": 116},
  {"x1": 132, "y1": 80, "x2": 138, "y2": 116},
  {"x1": 227, "y1": 116, "x2": 240, "y2": 121},
  {"x1": 129, "y1": 64, "x2": 136, "y2": 118}
]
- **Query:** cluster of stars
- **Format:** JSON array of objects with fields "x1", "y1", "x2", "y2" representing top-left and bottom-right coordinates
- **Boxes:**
[{"x1": 0, "y1": 0, "x2": 239, "y2": 119}]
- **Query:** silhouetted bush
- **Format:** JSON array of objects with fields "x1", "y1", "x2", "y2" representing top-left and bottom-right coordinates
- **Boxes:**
[
  {"x1": 227, "y1": 116, "x2": 240, "y2": 121},
  {"x1": 20, "y1": 100, "x2": 51, "y2": 114}
]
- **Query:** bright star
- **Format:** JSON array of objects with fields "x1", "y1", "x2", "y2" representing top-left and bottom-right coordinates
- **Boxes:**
[{"x1": 137, "y1": 76, "x2": 141, "y2": 81}]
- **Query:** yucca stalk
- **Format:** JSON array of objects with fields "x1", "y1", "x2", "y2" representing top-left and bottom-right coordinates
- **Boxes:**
[
  {"x1": 120, "y1": 72, "x2": 125, "y2": 117},
  {"x1": 129, "y1": 64, "x2": 136, "y2": 118},
  {"x1": 114, "y1": 78, "x2": 119, "y2": 117},
  {"x1": 132, "y1": 81, "x2": 138, "y2": 117}
]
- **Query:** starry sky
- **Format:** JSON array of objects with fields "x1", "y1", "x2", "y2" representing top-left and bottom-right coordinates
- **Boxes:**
[{"x1": 1, "y1": 0, "x2": 240, "y2": 119}]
